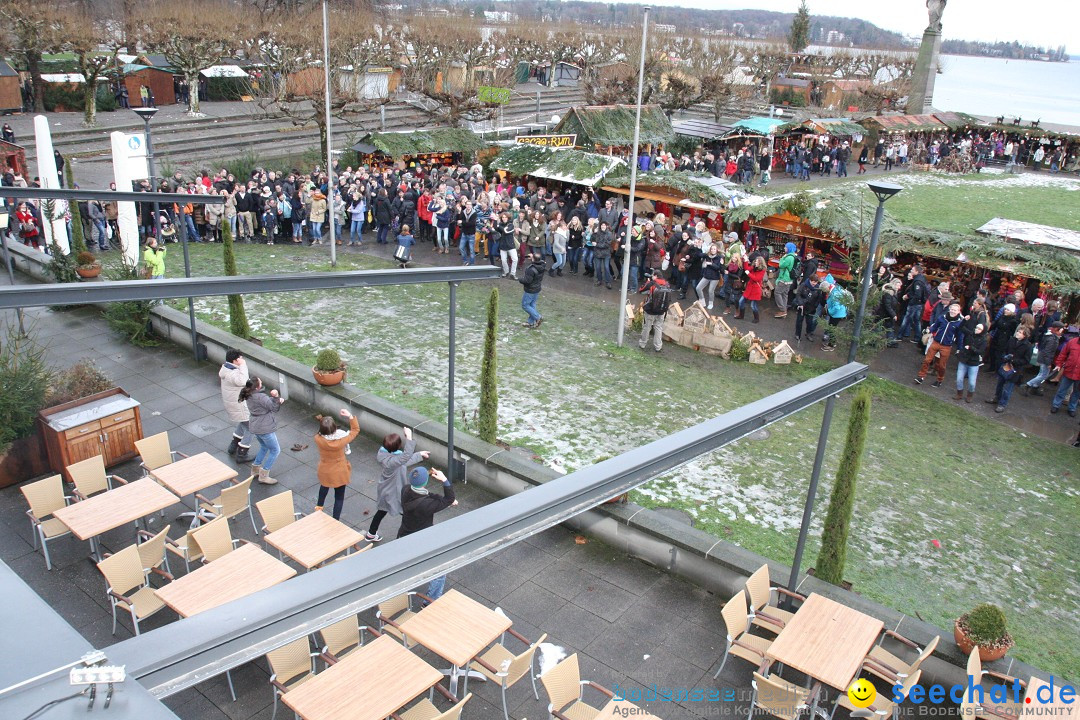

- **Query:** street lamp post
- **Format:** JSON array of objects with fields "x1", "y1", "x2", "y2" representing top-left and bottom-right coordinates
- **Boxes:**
[
  {"x1": 135, "y1": 106, "x2": 200, "y2": 360},
  {"x1": 322, "y1": 0, "x2": 337, "y2": 268},
  {"x1": 615, "y1": 5, "x2": 650, "y2": 347},
  {"x1": 847, "y1": 181, "x2": 902, "y2": 363}
]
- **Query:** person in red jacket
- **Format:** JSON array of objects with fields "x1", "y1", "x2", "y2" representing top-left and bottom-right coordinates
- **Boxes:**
[
  {"x1": 1051, "y1": 335, "x2": 1080, "y2": 417},
  {"x1": 735, "y1": 256, "x2": 767, "y2": 323},
  {"x1": 416, "y1": 189, "x2": 434, "y2": 247}
]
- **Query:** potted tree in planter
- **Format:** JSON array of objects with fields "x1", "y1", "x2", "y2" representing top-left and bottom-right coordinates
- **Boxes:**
[
  {"x1": 312, "y1": 349, "x2": 347, "y2": 386},
  {"x1": 75, "y1": 251, "x2": 102, "y2": 279},
  {"x1": 955, "y1": 603, "x2": 1014, "y2": 661}
]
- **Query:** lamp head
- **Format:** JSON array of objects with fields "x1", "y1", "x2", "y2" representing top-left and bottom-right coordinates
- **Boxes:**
[
  {"x1": 132, "y1": 107, "x2": 158, "y2": 122},
  {"x1": 867, "y1": 180, "x2": 902, "y2": 203}
]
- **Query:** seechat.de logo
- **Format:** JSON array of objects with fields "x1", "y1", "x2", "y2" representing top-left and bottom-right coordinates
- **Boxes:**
[{"x1": 892, "y1": 676, "x2": 1076, "y2": 711}]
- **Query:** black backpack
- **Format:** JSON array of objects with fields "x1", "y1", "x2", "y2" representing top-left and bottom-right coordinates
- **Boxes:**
[{"x1": 644, "y1": 285, "x2": 673, "y2": 315}]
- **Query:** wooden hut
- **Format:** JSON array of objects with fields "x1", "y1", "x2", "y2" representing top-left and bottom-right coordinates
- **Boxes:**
[
  {"x1": 552, "y1": 104, "x2": 675, "y2": 154},
  {"x1": 121, "y1": 64, "x2": 176, "y2": 106},
  {"x1": 0, "y1": 140, "x2": 27, "y2": 177},
  {"x1": 0, "y1": 61, "x2": 21, "y2": 113}
]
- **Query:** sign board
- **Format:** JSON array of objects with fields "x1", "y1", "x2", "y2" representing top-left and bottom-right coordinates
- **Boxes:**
[
  {"x1": 514, "y1": 134, "x2": 577, "y2": 149},
  {"x1": 477, "y1": 86, "x2": 512, "y2": 105},
  {"x1": 120, "y1": 132, "x2": 150, "y2": 181}
]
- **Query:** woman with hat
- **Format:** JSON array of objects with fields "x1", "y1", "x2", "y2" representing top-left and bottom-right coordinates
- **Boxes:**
[{"x1": 313, "y1": 408, "x2": 360, "y2": 520}]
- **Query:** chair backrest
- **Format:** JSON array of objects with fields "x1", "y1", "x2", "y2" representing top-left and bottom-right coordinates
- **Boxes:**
[
  {"x1": 966, "y1": 647, "x2": 983, "y2": 685},
  {"x1": 319, "y1": 615, "x2": 362, "y2": 658},
  {"x1": 540, "y1": 653, "x2": 582, "y2": 713},
  {"x1": 137, "y1": 524, "x2": 172, "y2": 572},
  {"x1": 97, "y1": 544, "x2": 147, "y2": 597},
  {"x1": 67, "y1": 455, "x2": 109, "y2": 498},
  {"x1": 752, "y1": 672, "x2": 807, "y2": 720},
  {"x1": 745, "y1": 564, "x2": 771, "y2": 612},
  {"x1": 378, "y1": 593, "x2": 411, "y2": 619},
  {"x1": 504, "y1": 633, "x2": 548, "y2": 687},
  {"x1": 218, "y1": 477, "x2": 253, "y2": 518},
  {"x1": 190, "y1": 517, "x2": 234, "y2": 563},
  {"x1": 21, "y1": 474, "x2": 67, "y2": 519},
  {"x1": 135, "y1": 432, "x2": 173, "y2": 471},
  {"x1": 434, "y1": 693, "x2": 472, "y2": 720},
  {"x1": 266, "y1": 637, "x2": 314, "y2": 687},
  {"x1": 909, "y1": 635, "x2": 940, "y2": 674},
  {"x1": 256, "y1": 491, "x2": 297, "y2": 534},
  {"x1": 721, "y1": 591, "x2": 751, "y2": 641},
  {"x1": 888, "y1": 670, "x2": 922, "y2": 711}
]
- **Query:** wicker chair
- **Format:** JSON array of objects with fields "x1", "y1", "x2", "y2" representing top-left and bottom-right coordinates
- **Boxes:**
[
  {"x1": 20, "y1": 474, "x2": 73, "y2": 570},
  {"x1": 135, "y1": 431, "x2": 189, "y2": 475},
  {"x1": 267, "y1": 636, "x2": 331, "y2": 720},
  {"x1": 750, "y1": 670, "x2": 819, "y2": 720},
  {"x1": 863, "y1": 632, "x2": 939, "y2": 684},
  {"x1": 958, "y1": 649, "x2": 1026, "y2": 720},
  {"x1": 745, "y1": 564, "x2": 804, "y2": 633},
  {"x1": 96, "y1": 543, "x2": 172, "y2": 635},
  {"x1": 713, "y1": 590, "x2": 773, "y2": 679},
  {"x1": 468, "y1": 632, "x2": 547, "y2": 720},
  {"x1": 376, "y1": 592, "x2": 429, "y2": 646},
  {"x1": 831, "y1": 670, "x2": 922, "y2": 720},
  {"x1": 539, "y1": 653, "x2": 613, "y2": 720},
  {"x1": 135, "y1": 524, "x2": 172, "y2": 579},
  {"x1": 397, "y1": 692, "x2": 472, "y2": 720},
  {"x1": 197, "y1": 475, "x2": 257, "y2": 534},
  {"x1": 67, "y1": 454, "x2": 126, "y2": 501}
]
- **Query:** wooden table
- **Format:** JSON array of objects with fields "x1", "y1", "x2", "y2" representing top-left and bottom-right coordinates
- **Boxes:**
[
  {"x1": 282, "y1": 634, "x2": 443, "y2": 720},
  {"x1": 264, "y1": 512, "x2": 366, "y2": 569},
  {"x1": 399, "y1": 588, "x2": 512, "y2": 694},
  {"x1": 1024, "y1": 678, "x2": 1077, "y2": 720},
  {"x1": 765, "y1": 593, "x2": 884, "y2": 691},
  {"x1": 53, "y1": 478, "x2": 179, "y2": 560},
  {"x1": 595, "y1": 700, "x2": 663, "y2": 720},
  {"x1": 154, "y1": 543, "x2": 296, "y2": 617},
  {"x1": 149, "y1": 452, "x2": 238, "y2": 528}
]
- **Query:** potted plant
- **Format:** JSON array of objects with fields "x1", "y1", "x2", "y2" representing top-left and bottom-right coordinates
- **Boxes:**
[
  {"x1": 75, "y1": 251, "x2": 102, "y2": 279},
  {"x1": 955, "y1": 603, "x2": 1014, "y2": 661},
  {"x1": 312, "y1": 348, "x2": 347, "y2": 386}
]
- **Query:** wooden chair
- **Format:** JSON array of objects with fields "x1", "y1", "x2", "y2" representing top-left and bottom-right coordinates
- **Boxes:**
[
  {"x1": 863, "y1": 632, "x2": 939, "y2": 684},
  {"x1": 468, "y1": 632, "x2": 546, "y2": 720},
  {"x1": 539, "y1": 653, "x2": 614, "y2": 720},
  {"x1": 397, "y1": 692, "x2": 472, "y2": 720},
  {"x1": 135, "y1": 524, "x2": 172, "y2": 579},
  {"x1": 750, "y1": 670, "x2": 819, "y2": 720},
  {"x1": 256, "y1": 490, "x2": 304, "y2": 535},
  {"x1": 20, "y1": 474, "x2": 74, "y2": 570},
  {"x1": 67, "y1": 454, "x2": 126, "y2": 501},
  {"x1": 959, "y1": 648, "x2": 1026, "y2": 720},
  {"x1": 831, "y1": 670, "x2": 922, "y2": 720},
  {"x1": 165, "y1": 523, "x2": 207, "y2": 574},
  {"x1": 197, "y1": 475, "x2": 258, "y2": 534},
  {"x1": 745, "y1": 564, "x2": 804, "y2": 632},
  {"x1": 318, "y1": 614, "x2": 374, "y2": 663},
  {"x1": 267, "y1": 637, "x2": 331, "y2": 720},
  {"x1": 376, "y1": 592, "x2": 429, "y2": 646},
  {"x1": 713, "y1": 590, "x2": 773, "y2": 679},
  {"x1": 190, "y1": 515, "x2": 244, "y2": 563},
  {"x1": 135, "y1": 431, "x2": 188, "y2": 475},
  {"x1": 96, "y1": 543, "x2": 173, "y2": 635}
]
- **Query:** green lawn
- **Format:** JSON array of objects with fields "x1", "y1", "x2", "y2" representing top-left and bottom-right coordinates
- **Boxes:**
[
  {"x1": 161, "y1": 244, "x2": 1079, "y2": 679},
  {"x1": 757, "y1": 170, "x2": 1080, "y2": 234}
]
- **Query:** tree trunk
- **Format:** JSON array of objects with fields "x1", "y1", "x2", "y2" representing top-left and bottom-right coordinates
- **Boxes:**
[
  {"x1": 27, "y1": 51, "x2": 45, "y2": 113},
  {"x1": 187, "y1": 71, "x2": 201, "y2": 115},
  {"x1": 83, "y1": 83, "x2": 97, "y2": 127},
  {"x1": 122, "y1": 0, "x2": 137, "y2": 51}
]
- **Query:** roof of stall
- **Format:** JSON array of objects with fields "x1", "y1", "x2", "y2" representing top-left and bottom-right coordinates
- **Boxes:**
[
  {"x1": 352, "y1": 128, "x2": 490, "y2": 156},
  {"x1": 491, "y1": 145, "x2": 626, "y2": 186}
]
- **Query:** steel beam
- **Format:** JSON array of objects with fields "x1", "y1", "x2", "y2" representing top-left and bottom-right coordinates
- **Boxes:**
[
  {"x1": 104, "y1": 363, "x2": 865, "y2": 699},
  {"x1": 0, "y1": 266, "x2": 503, "y2": 309},
  {"x1": 3, "y1": 187, "x2": 224, "y2": 205}
]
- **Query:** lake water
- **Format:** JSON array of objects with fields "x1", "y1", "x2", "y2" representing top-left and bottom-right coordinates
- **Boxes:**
[{"x1": 932, "y1": 55, "x2": 1080, "y2": 127}]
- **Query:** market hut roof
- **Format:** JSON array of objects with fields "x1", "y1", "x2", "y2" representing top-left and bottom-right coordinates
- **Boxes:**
[
  {"x1": 351, "y1": 128, "x2": 490, "y2": 157},
  {"x1": 858, "y1": 114, "x2": 946, "y2": 133},
  {"x1": 932, "y1": 111, "x2": 982, "y2": 130},
  {"x1": 722, "y1": 117, "x2": 800, "y2": 138},
  {"x1": 553, "y1": 105, "x2": 675, "y2": 148},
  {"x1": 491, "y1": 145, "x2": 626, "y2": 186},
  {"x1": 602, "y1": 171, "x2": 761, "y2": 212},
  {"x1": 672, "y1": 118, "x2": 733, "y2": 141},
  {"x1": 802, "y1": 117, "x2": 865, "y2": 136},
  {"x1": 726, "y1": 187, "x2": 1080, "y2": 295}
]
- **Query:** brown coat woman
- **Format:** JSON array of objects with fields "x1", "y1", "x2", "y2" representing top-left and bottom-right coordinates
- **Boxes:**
[{"x1": 314, "y1": 409, "x2": 360, "y2": 520}]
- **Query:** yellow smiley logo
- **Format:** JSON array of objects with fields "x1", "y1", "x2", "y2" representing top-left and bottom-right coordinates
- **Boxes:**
[{"x1": 847, "y1": 678, "x2": 877, "y2": 708}]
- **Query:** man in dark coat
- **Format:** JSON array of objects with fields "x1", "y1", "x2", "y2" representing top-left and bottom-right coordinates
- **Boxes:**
[
  {"x1": 398, "y1": 466, "x2": 456, "y2": 601},
  {"x1": 519, "y1": 252, "x2": 546, "y2": 328}
]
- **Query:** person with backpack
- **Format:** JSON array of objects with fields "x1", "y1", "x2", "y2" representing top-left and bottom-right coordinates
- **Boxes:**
[
  {"x1": 821, "y1": 277, "x2": 849, "y2": 351},
  {"x1": 793, "y1": 275, "x2": 824, "y2": 343},
  {"x1": 774, "y1": 242, "x2": 798, "y2": 319},
  {"x1": 890, "y1": 264, "x2": 930, "y2": 345},
  {"x1": 1022, "y1": 321, "x2": 1065, "y2": 396},
  {"x1": 638, "y1": 273, "x2": 672, "y2": 352}
]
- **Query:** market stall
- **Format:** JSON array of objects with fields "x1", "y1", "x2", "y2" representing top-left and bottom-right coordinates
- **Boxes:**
[
  {"x1": 552, "y1": 104, "x2": 675, "y2": 156},
  {"x1": 719, "y1": 117, "x2": 803, "y2": 168},
  {"x1": 600, "y1": 170, "x2": 763, "y2": 233},
  {"x1": 351, "y1": 128, "x2": 491, "y2": 169}
]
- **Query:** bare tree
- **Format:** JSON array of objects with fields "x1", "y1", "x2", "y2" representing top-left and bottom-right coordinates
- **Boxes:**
[
  {"x1": 138, "y1": 0, "x2": 238, "y2": 116},
  {"x1": 743, "y1": 43, "x2": 790, "y2": 101},
  {"x1": 0, "y1": 0, "x2": 62, "y2": 113},
  {"x1": 59, "y1": 7, "x2": 121, "y2": 126}
]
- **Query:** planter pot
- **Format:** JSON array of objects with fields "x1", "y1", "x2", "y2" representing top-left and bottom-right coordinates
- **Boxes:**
[
  {"x1": 954, "y1": 621, "x2": 1011, "y2": 662},
  {"x1": 312, "y1": 366, "x2": 346, "y2": 386},
  {"x1": 0, "y1": 432, "x2": 50, "y2": 489},
  {"x1": 76, "y1": 264, "x2": 102, "y2": 279}
]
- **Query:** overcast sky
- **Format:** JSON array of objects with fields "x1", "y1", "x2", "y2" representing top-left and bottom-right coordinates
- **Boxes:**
[{"x1": 595, "y1": 0, "x2": 1072, "y2": 49}]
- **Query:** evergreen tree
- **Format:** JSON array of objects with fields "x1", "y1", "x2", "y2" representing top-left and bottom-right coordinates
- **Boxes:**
[
  {"x1": 221, "y1": 220, "x2": 251, "y2": 339},
  {"x1": 477, "y1": 287, "x2": 499, "y2": 444},
  {"x1": 65, "y1": 163, "x2": 87, "y2": 255},
  {"x1": 789, "y1": 0, "x2": 811, "y2": 53},
  {"x1": 815, "y1": 388, "x2": 871, "y2": 585}
]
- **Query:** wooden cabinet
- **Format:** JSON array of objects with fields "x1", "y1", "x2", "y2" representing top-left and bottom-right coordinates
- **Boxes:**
[{"x1": 38, "y1": 388, "x2": 144, "y2": 482}]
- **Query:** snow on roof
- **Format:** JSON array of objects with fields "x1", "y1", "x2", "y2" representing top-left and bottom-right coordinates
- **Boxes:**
[
  {"x1": 41, "y1": 73, "x2": 85, "y2": 83},
  {"x1": 200, "y1": 65, "x2": 248, "y2": 78}
]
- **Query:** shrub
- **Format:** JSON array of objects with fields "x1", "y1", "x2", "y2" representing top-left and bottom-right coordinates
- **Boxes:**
[
  {"x1": 730, "y1": 334, "x2": 750, "y2": 362},
  {"x1": 0, "y1": 328, "x2": 52, "y2": 456},
  {"x1": 65, "y1": 164, "x2": 87, "y2": 255},
  {"x1": 315, "y1": 349, "x2": 343, "y2": 372},
  {"x1": 47, "y1": 241, "x2": 79, "y2": 285},
  {"x1": 44, "y1": 359, "x2": 113, "y2": 407},
  {"x1": 76, "y1": 251, "x2": 98, "y2": 266},
  {"x1": 477, "y1": 288, "x2": 499, "y2": 444},
  {"x1": 959, "y1": 604, "x2": 1012, "y2": 647},
  {"x1": 224, "y1": 150, "x2": 266, "y2": 185},
  {"x1": 220, "y1": 221, "x2": 251, "y2": 338},
  {"x1": 103, "y1": 259, "x2": 158, "y2": 346}
]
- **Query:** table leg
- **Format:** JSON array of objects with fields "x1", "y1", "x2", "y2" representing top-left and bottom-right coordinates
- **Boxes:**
[
  {"x1": 88, "y1": 536, "x2": 102, "y2": 563},
  {"x1": 442, "y1": 666, "x2": 487, "y2": 697}
]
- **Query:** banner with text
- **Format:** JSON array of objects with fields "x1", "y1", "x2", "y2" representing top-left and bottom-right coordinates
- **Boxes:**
[{"x1": 514, "y1": 134, "x2": 577, "y2": 148}]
